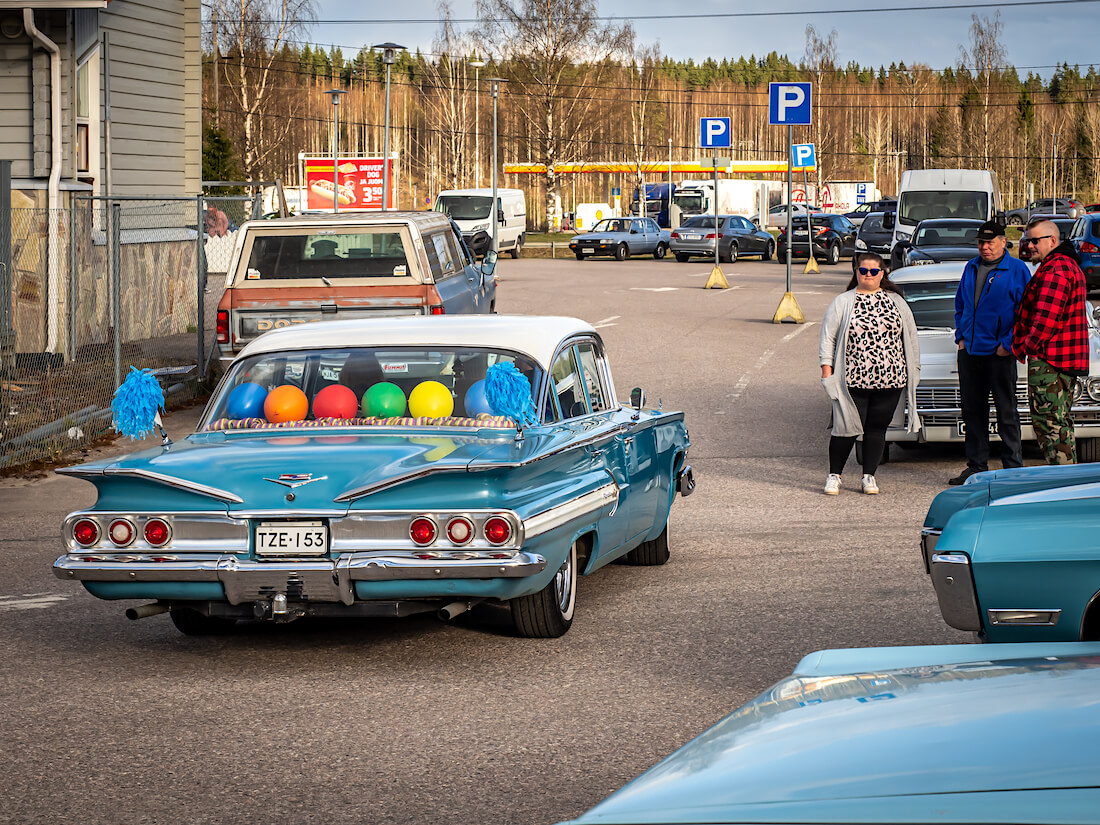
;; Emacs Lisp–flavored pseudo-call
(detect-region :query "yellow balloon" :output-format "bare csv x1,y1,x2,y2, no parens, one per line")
407,380,454,419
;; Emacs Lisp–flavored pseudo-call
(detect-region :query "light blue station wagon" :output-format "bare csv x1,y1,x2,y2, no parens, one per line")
561,642,1100,824
53,316,693,637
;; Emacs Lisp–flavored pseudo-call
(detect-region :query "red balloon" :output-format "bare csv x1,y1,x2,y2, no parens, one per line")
312,384,359,420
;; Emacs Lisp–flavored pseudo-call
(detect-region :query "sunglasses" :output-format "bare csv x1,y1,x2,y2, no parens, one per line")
857,267,883,276
1020,234,1053,246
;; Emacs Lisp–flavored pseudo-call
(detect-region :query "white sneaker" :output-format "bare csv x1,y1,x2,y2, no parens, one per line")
861,474,879,495
824,473,841,495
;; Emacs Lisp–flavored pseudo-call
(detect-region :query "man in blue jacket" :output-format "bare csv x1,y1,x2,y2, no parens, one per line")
950,221,1032,484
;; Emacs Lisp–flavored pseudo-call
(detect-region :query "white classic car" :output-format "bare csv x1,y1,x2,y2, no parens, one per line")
884,261,1100,461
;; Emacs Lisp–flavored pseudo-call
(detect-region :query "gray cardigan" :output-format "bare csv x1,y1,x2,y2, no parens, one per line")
819,289,922,437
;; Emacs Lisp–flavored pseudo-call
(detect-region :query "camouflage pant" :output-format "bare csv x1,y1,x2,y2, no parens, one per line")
1028,358,1077,464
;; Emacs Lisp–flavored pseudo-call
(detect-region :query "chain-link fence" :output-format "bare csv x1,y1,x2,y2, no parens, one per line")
0,195,217,470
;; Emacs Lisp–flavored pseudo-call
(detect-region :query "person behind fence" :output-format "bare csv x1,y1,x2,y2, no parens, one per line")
204,203,229,238
819,252,921,496
1012,219,1088,465
948,220,1032,486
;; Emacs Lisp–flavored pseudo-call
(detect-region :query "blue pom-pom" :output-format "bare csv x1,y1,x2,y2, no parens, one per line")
111,366,165,440
485,362,537,427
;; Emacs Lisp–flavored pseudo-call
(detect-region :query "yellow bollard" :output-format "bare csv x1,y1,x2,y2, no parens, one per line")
772,291,805,324
705,265,729,289
803,254,820,274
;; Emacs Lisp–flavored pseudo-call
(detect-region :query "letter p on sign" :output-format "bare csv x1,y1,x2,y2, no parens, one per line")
700,117,732,149
769,82,812,126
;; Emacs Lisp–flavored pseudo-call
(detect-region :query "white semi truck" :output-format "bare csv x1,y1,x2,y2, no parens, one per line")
670,179,783,226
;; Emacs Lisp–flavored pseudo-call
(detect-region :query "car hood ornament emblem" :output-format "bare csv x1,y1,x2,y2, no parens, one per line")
263,473,328,489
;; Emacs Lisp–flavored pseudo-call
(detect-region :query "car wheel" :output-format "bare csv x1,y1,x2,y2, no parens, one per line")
826,242,840,265
653,242,668,259
674,253,690,263
575,252,585,261
1008,214,1024,226
621,524,670,566
169,607,237,636
509,240,522,259
762,240,774,260
1078,438,1100,462
614,242,629,261
511,540,577,638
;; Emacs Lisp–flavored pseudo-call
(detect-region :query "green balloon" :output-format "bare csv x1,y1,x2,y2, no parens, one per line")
363,382,407,418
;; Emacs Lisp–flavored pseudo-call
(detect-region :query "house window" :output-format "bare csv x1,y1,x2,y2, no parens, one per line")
76,48,99,178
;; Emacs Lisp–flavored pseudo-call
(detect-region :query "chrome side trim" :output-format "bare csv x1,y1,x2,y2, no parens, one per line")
930,552,982,632
229,509,347,519
101,468,244,503
920,527,942,574
991,481,1100,508
987,608,1062,626
524,482,619,539
334,467,467,503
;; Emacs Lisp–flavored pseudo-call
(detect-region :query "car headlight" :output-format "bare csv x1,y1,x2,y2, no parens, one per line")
855,238,868,250
1087,377,1100,401
471,223,489,233
910,259,934,266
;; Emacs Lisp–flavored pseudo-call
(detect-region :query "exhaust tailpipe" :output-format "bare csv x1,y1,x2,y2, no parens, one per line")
438,600,476,621
125,602,170,621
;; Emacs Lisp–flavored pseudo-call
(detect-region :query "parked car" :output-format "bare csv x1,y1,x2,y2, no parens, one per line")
850,211,893,274
669,214,774,263
922,461,1100,641
751,202,822,228
775,213,857,265
843,197,896,227
884,261,1100,457
1005,197,1084,225
214,211,497,374
52,316,694,638
891,218,983,270
559,642,1100,825
1026,213,1076,250
1086,203,1100,213
1070,212,1100,290
568,217,671,260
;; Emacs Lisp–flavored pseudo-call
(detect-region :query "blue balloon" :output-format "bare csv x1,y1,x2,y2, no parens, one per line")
463,379,493,417
226,382,268,419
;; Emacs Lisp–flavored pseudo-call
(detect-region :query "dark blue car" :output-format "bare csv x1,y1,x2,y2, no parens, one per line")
1070,213,1100,291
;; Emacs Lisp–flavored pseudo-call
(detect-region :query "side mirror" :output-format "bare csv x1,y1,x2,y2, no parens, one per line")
1007,240,1015,250
498,209,505,224
630,387,645,409
481,249,498,277
995,210,1007,223
883,211,896,230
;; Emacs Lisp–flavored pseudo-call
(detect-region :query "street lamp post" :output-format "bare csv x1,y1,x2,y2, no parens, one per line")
488,77,506,254
372,42,405,210
324,89,346,213
470,59,486,187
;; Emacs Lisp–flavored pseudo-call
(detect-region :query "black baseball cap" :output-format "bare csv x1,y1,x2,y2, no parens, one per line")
976,220,1006,241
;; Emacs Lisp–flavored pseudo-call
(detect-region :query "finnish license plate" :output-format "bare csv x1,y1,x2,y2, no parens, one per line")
794,231,809,237
255,521,328,556
684,233,702,240
957,421,998,436
580,248,594,254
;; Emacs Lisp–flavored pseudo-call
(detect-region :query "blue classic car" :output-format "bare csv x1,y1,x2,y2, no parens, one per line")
53,316,693,637
923,464,1100,643
569,217,671,261
560,643,1100,825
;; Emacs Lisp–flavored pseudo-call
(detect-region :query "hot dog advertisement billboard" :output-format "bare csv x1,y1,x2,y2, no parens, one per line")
303,156,395,210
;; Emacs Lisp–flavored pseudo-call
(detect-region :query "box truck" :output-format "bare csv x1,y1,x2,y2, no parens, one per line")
631,182,676,227
671,179,782,224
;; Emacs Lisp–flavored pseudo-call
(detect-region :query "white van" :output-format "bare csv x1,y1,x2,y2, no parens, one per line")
434,188,527,258
887,169,1003,248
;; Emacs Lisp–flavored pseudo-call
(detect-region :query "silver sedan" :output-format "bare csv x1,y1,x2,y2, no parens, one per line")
670,214,774,263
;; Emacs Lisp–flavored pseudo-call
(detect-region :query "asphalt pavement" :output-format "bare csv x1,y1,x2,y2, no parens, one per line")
0,254,989,825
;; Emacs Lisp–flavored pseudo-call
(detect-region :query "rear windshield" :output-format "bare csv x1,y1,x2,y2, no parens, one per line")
680,215,720,229
899,280,957,328
861,215,884,233
204,346,545,430
242,228,413,280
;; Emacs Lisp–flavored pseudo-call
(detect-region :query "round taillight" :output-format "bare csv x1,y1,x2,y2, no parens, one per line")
409,517,437,546
143,518,171,547
484,516,512,546
108,518,135,547
446,517,473,546
73,518,99,547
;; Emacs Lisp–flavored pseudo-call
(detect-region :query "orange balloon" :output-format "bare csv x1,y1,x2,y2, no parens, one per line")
264,384,309,423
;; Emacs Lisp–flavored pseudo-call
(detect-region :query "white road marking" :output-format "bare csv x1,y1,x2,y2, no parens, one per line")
630,287,679,292
0,593,68,612
715,284,744,295
593,315,620,326
728,322,817,402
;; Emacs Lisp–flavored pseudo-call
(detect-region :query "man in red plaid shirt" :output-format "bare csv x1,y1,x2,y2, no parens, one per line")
1012,219,1089,464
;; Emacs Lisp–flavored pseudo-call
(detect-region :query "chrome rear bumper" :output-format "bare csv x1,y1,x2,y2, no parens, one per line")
54,550,547,605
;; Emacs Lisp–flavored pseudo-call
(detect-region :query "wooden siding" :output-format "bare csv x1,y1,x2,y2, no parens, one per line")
183,0,200,192
0,35,33,176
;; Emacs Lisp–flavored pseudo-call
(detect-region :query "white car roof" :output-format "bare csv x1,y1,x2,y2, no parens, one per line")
889,261,969,283
234,315,598,370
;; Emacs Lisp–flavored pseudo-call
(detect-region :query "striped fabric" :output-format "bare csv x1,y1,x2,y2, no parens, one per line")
204,414,517,432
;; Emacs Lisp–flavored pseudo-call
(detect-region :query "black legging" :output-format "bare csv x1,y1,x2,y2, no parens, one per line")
829,386,904,476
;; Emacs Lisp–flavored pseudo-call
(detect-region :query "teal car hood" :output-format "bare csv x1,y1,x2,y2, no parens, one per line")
565,644,1100,825
66,427,572,510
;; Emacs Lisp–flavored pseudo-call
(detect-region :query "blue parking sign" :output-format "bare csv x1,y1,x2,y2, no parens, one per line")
700,117,731,148
769,83,812,126
791,143,815,169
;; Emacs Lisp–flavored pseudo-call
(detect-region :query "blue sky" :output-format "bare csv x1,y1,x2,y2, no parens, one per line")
310,0,1099,78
